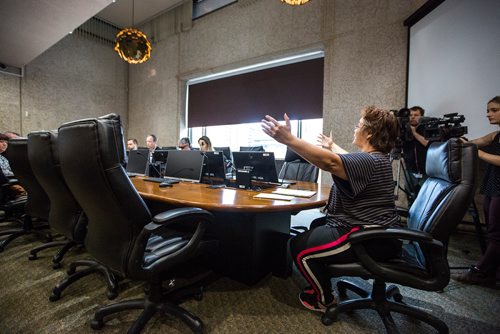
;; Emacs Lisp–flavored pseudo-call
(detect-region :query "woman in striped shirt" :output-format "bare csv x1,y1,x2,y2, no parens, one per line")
261,106,401,312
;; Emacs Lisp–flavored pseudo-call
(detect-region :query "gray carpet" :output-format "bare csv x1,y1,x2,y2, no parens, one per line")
1,212,499,333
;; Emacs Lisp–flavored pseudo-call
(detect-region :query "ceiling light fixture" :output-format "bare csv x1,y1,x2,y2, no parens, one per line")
114,0,151,64
281,0,311,5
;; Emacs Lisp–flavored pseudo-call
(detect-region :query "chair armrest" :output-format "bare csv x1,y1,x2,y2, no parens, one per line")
347,227,434,244
130,207,214,277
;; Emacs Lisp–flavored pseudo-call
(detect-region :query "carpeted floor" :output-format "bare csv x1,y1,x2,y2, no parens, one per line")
1,212,499,334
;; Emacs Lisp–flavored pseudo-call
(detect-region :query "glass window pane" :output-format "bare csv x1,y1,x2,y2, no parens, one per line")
301,118,323,146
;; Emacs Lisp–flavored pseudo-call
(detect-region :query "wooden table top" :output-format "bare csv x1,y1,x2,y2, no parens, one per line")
131,177,330,213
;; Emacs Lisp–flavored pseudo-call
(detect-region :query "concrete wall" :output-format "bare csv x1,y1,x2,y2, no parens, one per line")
0,34,127,135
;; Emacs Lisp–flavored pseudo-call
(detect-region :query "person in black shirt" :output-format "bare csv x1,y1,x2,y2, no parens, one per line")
262,106,401,312
402,106,429,201
454,96,500,287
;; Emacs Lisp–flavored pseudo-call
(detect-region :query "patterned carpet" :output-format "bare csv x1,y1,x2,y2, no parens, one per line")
1,216,499,334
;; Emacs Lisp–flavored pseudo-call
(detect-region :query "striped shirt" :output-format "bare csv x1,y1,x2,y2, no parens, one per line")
325,152,400,228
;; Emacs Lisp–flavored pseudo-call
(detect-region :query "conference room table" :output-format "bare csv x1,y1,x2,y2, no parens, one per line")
131,177,330,285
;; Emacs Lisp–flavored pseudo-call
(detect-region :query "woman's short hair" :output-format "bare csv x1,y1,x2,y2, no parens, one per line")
0,133,10,141
361,106,399,154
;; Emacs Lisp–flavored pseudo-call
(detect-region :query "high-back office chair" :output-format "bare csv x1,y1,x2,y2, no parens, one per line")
279,148,319,183
0,138,50,251
58,114,214,333
240,145,264,152
26,131,87,268
320,139,477,333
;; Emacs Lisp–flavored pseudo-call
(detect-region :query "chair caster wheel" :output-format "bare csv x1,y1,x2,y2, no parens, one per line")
52,262,62,269
29,253,38,260
107,290,118,300
194,293,203,301
393,293,403,303
321,315,334,326
90,319,104,330
49,291,61,302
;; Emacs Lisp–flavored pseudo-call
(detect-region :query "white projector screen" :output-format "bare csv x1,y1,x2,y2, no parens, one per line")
407,0,500,139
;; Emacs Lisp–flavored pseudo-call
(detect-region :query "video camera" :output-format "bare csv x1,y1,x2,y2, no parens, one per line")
391,108,413,156
422,113,467,141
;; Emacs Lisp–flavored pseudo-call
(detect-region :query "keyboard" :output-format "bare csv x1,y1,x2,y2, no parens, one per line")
144,177,180,184
127,172,145,177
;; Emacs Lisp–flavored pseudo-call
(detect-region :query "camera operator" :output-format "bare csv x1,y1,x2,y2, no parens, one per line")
402,106,429,197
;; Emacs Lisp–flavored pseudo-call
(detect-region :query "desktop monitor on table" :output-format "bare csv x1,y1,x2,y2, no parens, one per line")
164,150,205,182
201,151,227,184
232,151,279,183
239,146,264,152
126,148,149,175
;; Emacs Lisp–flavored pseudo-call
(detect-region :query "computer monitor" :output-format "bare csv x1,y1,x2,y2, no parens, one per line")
152,150,170,164
232,151,278,183
164,150,205,182
214,146,232,160
126,149,149,175
201,151,227,183
239,146,264,152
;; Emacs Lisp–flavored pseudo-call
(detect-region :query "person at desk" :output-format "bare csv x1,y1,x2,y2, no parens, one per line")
146,134,159,162
198,136,213,152
453,96,500,287
178,137,192,151
262,106,401,312
127,138,138,151
0,133,26,198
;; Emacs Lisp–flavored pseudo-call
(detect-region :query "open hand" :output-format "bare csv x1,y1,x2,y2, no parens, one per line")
261,113,292,144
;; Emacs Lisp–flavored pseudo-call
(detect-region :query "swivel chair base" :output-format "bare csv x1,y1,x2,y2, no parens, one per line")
50,259,120,301
28,239,78,269
321,279,448,334
0,215,50,252
90,280,205,334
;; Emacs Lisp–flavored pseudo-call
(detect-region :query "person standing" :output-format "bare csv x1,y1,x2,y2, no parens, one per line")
454,96,500,287
402,106,429,201
261,106,401,311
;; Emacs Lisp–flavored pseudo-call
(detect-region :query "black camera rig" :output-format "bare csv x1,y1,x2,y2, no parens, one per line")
422,113,468,141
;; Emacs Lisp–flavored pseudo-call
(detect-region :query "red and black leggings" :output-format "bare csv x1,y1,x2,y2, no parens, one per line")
290,224,402,305
289,225,360,305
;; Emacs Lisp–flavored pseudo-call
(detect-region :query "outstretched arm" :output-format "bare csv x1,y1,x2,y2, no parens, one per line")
262,114,347,179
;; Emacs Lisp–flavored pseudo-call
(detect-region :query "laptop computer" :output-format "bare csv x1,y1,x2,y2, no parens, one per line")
126,149,149,176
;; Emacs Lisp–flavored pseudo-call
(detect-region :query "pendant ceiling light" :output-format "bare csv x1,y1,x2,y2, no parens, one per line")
281,0,311,5
114,0,151,64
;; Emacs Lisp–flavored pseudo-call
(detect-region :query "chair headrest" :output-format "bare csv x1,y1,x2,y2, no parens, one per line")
425,138,462,183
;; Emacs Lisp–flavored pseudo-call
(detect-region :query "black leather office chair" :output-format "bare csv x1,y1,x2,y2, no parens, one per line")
321,139,477,333
0,138,50,251
26,131,87,268
57,114,214,333
240,145,264,152
279,148,319,183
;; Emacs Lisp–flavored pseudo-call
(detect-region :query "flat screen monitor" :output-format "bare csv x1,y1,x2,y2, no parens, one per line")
202,151,227,183
152,150,170,164
126,149,149,175
232,151,278,183
239,146,264,152
164,150,205,182
214,146,232,160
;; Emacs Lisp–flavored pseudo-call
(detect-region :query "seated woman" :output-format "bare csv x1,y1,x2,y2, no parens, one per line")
0,133,26,199
198,136,213,152
261,106,401,312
